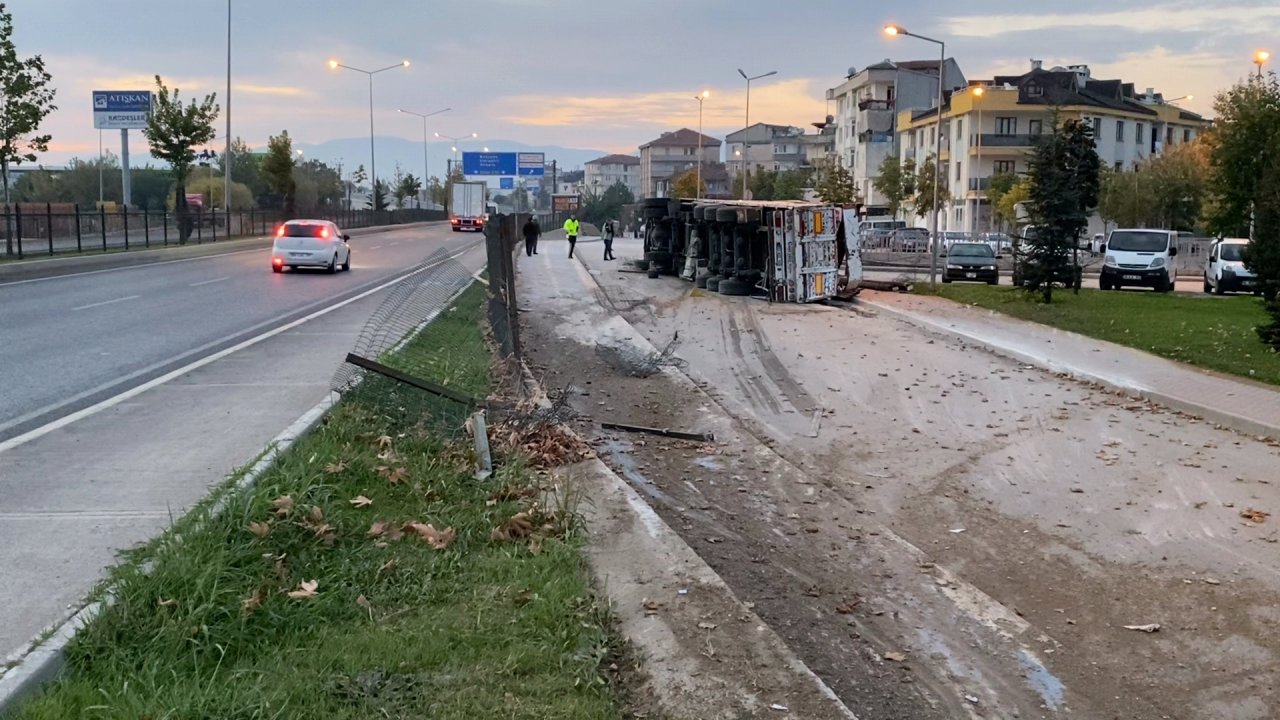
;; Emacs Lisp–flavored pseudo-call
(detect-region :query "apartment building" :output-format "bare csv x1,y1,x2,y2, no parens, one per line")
897,61,1212,232
724,123,808,175
638,128,721,198
583,154,641,198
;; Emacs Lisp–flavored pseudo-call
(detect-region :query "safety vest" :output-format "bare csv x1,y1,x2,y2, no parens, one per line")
564,219,580,235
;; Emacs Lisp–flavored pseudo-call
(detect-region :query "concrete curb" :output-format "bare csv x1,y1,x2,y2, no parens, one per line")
861,297,1280,440
0,394,336,714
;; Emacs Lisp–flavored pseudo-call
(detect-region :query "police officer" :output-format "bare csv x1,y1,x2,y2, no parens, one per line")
563,215,580,258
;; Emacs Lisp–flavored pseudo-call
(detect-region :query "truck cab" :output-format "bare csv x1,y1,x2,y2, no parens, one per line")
1100,229,1178,292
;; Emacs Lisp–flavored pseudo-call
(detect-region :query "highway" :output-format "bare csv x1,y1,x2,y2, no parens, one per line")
0,222,488,659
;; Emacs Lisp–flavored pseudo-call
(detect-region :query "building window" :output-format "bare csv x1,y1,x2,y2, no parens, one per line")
1114,161,1123,170
995,117,1017,135
1029,119,1043,136
955,161,961,180
994,160,1015,174
1116,121,1125,142
1026,83,1044,98
1092,117,1102,136
1136,123,1144,145
1184,128,1192,143
887,86,895,102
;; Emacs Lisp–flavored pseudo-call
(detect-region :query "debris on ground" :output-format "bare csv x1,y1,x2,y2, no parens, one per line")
1123,623,1162,633
1241,508,1270,524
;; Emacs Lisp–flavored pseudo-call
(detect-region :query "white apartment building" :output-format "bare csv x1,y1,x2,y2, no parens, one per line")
638,128,722,198
827,59,967,209
583,154,641,198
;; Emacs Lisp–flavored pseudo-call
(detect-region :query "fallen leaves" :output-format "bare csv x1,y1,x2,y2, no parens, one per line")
271,495,294,517
324,460,348,474
350,495,373,508
491,420,592,468
1241,508,1270,524
406,522,456,550
356,594,373,620
883,651,908,663
242,587,269,614
375,466,409,484
247,521,271,539
376,434,393,450
287,580,319,600
492,512,534,541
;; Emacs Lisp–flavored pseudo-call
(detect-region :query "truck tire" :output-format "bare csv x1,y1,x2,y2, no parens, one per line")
705,275,722,292
646,251,673,271
715,207,738,223
695,273,710,289
718,277,752,296
643,197,669,210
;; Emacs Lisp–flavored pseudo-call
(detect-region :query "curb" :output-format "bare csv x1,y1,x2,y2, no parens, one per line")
860,297,1280,440
0,394,336,715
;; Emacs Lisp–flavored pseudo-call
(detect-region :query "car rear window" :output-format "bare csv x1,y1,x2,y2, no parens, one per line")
281,223,331,238
949,243,994,257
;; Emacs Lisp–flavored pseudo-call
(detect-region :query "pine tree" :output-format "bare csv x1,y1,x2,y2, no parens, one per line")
1023,115,1100,301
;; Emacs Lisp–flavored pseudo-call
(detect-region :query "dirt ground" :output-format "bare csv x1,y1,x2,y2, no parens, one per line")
519,238,1280,720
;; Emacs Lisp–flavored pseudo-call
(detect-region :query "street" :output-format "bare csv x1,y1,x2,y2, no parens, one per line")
520,236,1280,720
0,223,488,660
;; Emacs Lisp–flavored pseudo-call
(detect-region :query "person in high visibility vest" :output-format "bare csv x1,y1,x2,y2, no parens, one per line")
563,215,580,258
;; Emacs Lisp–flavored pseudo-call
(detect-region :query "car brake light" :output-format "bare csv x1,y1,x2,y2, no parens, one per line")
275,225,285,237
320,227,330,239
272,257,283,265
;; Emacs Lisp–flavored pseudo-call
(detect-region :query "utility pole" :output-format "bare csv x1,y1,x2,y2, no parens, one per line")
551,160,559,226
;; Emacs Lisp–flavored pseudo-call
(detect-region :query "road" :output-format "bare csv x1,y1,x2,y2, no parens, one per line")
0,223,488,660
520,236,1280,720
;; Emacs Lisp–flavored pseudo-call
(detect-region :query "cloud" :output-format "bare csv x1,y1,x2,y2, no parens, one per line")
234,84,313,98
942,4,1280,37
495,79,827,133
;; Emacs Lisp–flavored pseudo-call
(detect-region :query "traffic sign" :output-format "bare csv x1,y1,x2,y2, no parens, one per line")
93,90,152,130
462,151,546,177
500,177,515,190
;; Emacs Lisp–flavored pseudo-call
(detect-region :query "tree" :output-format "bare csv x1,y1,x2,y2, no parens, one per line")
219,137,266,200
294,159,342,211
169,175,253,211
582,180,635,226
395,172,422,208
813,160,859,205
873,156,915,218
0,2,57,255
143,75,218,242
427,175,446,209
912,153,950,220
671,168,705,199
994,177,1031,231
1098,142,1210,232
984,172,1018,230
351,164,368,193
261,130,297,216
370,179,390,211
1022,116,1101,301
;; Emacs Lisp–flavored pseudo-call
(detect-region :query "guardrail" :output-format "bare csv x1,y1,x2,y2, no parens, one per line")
1,205,447,259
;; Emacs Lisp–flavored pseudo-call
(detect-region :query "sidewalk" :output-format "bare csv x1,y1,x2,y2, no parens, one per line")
862,291,1280,438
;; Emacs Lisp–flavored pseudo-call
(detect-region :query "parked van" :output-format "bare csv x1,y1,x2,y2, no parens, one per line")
1100,229,1179,292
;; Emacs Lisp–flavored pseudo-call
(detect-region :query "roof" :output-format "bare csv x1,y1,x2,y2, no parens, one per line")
895,59,946,73
586,154,640,166
640,128,722,149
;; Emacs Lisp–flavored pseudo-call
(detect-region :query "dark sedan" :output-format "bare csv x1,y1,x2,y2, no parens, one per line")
943,242,1000,284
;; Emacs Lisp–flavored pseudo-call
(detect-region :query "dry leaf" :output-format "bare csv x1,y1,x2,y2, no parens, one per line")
376,434,393,449
528,537,543,556
376,465,409,484
407,522,456,550
884,651,908,662
158,598,177,608
378,557,398,575
492,512,534,541
1241,508,1270,524
356,594,373,620
247,521,271,538
242,588,268,613
287,580,319,599
324,460,348,474
697,621,718,630
350,495,373,508
309,506,325,523
271,495,294,517
368,521,388,538
1123,623,1161,633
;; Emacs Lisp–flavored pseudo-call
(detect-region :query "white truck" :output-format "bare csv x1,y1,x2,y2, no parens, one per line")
450,181,488,232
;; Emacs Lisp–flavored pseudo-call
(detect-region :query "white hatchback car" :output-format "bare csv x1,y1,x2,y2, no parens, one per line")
1204,238,1258,295
270,220,351,273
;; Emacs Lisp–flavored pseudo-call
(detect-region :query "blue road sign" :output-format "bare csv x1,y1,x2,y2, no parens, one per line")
92,90,153,130
463,151,547,177
500,177,515,189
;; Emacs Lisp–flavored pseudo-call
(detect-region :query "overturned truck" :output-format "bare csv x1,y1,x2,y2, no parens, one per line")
638,197,857,303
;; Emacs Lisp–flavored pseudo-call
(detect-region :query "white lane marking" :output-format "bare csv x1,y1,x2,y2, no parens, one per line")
369,245,383,250
72,295,140,311
189,276,230,287
0,243,481,455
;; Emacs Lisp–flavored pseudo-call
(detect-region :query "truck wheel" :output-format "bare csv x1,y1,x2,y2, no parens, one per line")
705,276,722,292
646,251,673,271
718,278,752,296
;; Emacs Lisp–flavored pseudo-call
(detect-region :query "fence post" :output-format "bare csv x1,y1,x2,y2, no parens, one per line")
211,207,217,241
122,205,129,250
144,207,150,248
100,205,107,252
163,210,169,246
46,202,54,255
2,205,9,258
75,204,83,253
196,209,203,244
15,204,23,259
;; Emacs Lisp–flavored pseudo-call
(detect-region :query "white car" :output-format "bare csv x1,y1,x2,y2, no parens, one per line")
1204,238,1259,295
270,219,351,273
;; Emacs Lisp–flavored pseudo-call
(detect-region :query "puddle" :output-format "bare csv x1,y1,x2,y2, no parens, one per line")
694,456,724,471
599,437,682,509
1017,649,1065,711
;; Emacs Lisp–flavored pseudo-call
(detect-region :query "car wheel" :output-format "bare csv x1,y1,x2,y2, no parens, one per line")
327,255,337,274
342,251,351,272
1099,279,1111,291
1203,276,1212,293
1213,278,1224,295
942,276,951,284
987,278,999,286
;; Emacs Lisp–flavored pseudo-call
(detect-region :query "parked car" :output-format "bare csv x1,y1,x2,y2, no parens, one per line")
943,242,1000,284
890,227,930,252
1100,229,1178,292
940,231,972,249
270,219,352,273
982,232,1013,254
1204,238,1259,295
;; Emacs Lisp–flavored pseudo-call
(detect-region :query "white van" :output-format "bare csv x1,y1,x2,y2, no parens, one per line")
1100,229,1179,292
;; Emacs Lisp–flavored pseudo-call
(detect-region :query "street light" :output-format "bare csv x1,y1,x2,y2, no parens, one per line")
1166,94,1194,103
1256,50,1271,78
971,86,985,233
694,90,709,199
328,57,410,200
885,22,947,285
435,132,478,164
737,68,777,198
398,107,451,199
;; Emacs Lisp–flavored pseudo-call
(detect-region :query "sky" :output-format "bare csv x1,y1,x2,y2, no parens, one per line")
8,0,1278,178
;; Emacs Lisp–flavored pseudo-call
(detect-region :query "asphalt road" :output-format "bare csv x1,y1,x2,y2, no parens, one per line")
0,224,479,442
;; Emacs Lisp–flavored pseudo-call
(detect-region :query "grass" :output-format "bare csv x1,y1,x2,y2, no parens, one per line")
917,283,1280,386
7,281,623,720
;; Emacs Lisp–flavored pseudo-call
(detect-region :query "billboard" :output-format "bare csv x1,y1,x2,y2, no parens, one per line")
552,194,581,212
93,90,153,130
461,151,546,176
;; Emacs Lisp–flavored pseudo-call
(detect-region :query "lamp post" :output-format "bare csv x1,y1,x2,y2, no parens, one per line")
1256,50,1271,78
435,132,478,167
328,58,410,199
225,0,231,219
398,107,451,202
972,86,984,234
1166,94,1194,104
737,69,777,198
885,23,946,285
696,92,716,199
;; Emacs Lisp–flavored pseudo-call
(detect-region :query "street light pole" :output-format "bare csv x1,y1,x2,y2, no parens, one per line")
885,24,946,285
737,69,777,198
435,132,478,168
695,91,709,199
328,58,410,205
972,86,984,234
399,107,451,206
225,0,231,219
1256,50,1271,78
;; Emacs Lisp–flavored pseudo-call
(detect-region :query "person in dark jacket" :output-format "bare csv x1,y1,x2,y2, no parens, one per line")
522,215,541,256
603,219,616,261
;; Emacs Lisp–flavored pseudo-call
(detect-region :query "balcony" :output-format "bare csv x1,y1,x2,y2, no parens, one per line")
858,130,893,143
858,97,895,112
974,133,1037,148
968,176,993,192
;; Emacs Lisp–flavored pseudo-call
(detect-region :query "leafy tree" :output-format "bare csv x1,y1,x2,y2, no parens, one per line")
261,130,296,216
984,172,1017,230
994,177,1031,230
219,137,266,200
294,159,342,211
813,160,859,205
395,172,422,208
671,168,705,199
427,175,446,208
912,153,950,219
1099,142,1209,231
1022,116,1101,301
169,175,253,211
873,156,915,218
0,2,57,255
582,180,634,226
143,75,218,242
1250,139,1280,345
351,164,368,193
